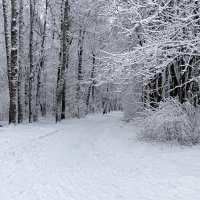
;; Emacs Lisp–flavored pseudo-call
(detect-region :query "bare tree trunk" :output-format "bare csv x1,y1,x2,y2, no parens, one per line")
76,27,85,118
61,83,66,119
35,0,49,122
29,0,35,123
55,0,64,122
18,0,24,123
42,71,47,117
86,53,96,112
56,0,69,122
9,0,18,124
103,84,110,115
24,67,29,119
2,0,11,81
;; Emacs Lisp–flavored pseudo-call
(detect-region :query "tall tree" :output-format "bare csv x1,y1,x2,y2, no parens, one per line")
18,0,24,123
76,26,85,118
2,0,11,83
9,0,18,124
35,0,49,121
29,0,35,123
86,52,96,113
55,0,70,122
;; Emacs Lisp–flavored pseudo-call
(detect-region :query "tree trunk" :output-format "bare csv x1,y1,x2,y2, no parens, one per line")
29,0,35,123
76,27,85,118
35,0,48,122
86,53,96,112
56,0,69,122
9,0,18,124
18,0,24,123
24,67,29,119
2,0,11,82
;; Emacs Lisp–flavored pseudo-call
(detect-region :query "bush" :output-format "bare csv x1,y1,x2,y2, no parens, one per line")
139,98,200,145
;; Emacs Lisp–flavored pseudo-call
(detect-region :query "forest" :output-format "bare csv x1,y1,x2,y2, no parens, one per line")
1,1,200,199
1,0,200,144
0,0,123,124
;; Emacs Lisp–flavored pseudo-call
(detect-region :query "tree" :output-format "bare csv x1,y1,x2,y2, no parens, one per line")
0,0,122,123
2,0,11,84
55,0,70,122
102,0,200,117
9,0,18,124
29,0,35,123
18,0,24,123
35,0,49,121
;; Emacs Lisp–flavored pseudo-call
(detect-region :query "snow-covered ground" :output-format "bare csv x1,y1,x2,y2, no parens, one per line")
0,112,200,200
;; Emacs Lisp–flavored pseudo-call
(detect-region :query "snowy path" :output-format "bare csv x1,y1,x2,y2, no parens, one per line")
0,112,200,200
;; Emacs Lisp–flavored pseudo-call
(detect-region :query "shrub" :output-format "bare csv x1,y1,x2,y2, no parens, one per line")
139,98,200,145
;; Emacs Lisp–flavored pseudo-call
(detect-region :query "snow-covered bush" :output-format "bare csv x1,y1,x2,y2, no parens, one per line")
139,98,200,145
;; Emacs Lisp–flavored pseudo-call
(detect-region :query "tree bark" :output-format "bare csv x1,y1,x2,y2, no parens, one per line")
2,0,11,81
35,0,49,122
56,0,69,122
76,27,85,118
86,53,96,112
29,0,35,123
18,0,24,123
9,0,18,124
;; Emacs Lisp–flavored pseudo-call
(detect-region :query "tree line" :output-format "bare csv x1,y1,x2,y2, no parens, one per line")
1,0,200,127
0,0,121,124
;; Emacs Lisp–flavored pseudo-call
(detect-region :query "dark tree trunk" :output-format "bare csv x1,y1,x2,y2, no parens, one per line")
56,0,70,122
29,0,35,123
9,0,18,124
2,0,11,82
18,0,24,123
86,53,96,112
35,0,49,122
76,27,85,118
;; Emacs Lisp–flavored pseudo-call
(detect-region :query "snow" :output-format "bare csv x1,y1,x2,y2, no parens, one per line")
0,112,200,200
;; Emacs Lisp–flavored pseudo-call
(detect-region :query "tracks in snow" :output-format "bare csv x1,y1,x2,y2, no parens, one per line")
0,112,128,200
1,112,199,200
